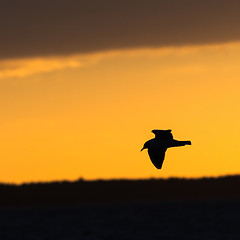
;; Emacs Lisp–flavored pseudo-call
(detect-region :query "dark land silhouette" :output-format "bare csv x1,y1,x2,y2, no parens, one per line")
1,176,240,239
1,175,240,206
141,129,191,169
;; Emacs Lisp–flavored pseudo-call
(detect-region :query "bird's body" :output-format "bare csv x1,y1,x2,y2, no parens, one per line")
141,129,191,169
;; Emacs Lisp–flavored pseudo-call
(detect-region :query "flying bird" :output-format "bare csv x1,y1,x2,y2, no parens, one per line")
141,129,191,169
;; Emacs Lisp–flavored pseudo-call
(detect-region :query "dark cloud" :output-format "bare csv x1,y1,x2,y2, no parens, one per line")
1,0,240,59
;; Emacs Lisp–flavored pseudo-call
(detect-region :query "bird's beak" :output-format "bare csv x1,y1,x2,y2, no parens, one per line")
141,147,145,151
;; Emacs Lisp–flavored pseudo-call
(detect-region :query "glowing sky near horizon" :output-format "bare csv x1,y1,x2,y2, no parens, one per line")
1,42,240,183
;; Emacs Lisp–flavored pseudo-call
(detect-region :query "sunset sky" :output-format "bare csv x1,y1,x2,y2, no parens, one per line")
1,0,240,183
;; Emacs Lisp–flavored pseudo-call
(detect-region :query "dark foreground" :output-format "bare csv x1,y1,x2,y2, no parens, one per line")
1,200,240,240
2,176,240,205
2,176,240,239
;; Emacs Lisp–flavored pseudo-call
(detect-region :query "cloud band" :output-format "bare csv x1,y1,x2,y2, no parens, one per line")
1,0,240,59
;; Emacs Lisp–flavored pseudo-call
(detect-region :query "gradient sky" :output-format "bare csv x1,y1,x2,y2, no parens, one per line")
1,0,240,183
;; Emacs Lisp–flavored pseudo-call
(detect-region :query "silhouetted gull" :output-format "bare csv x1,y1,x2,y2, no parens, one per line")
141,129,191,169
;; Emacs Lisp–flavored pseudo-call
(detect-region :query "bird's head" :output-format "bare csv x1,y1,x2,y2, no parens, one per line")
141,141,149,151
141,146,146,151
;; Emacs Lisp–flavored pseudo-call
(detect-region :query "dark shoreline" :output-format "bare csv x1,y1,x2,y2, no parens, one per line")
1,175,240,206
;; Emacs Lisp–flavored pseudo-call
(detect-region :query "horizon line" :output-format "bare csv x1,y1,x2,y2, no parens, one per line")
2,174,240,186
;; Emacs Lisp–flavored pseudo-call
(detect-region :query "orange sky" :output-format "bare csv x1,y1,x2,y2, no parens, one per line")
1,42,240,183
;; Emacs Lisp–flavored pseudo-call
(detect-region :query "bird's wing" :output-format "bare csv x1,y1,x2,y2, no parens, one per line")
147,148,167,169
151,129,173,140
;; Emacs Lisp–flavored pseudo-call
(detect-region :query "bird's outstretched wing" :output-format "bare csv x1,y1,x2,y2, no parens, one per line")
151,129,173,140
148,148,167,169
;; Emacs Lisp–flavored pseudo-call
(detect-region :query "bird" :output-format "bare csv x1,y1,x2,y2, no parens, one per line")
141,129,191,169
